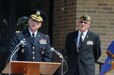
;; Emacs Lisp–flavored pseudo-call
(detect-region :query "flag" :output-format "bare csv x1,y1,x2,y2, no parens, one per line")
100,40,114,75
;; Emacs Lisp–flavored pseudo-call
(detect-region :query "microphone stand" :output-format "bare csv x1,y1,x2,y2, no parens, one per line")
8,46,20,75
59,52,68,75
61,57,64,75
50,47,68,75
7,40,25,75
9,46,20,62
7,39,25,63
4,39,25,75
53,50,64,75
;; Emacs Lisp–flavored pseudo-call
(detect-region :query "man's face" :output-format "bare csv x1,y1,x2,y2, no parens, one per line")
78,20,90,32
28,18,42,32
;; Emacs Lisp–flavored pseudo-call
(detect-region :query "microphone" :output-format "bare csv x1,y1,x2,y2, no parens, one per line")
50,47,63,59
15,39,26,48
9,39,26,62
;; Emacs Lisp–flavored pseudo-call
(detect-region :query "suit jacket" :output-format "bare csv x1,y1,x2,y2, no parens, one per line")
65,30,101,75
8,29,52,62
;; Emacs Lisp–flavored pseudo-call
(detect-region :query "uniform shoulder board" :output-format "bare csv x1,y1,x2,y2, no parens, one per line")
16,30,20,33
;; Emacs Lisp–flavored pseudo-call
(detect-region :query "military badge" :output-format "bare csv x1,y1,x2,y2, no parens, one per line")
87,41,93,45
39,39,47,44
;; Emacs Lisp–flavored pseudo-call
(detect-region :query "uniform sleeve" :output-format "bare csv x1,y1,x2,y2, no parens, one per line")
43,35,52,62
93,35,101,62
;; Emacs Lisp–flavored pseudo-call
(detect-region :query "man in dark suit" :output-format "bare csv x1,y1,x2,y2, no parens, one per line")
7,10,52,62
65,15,101,75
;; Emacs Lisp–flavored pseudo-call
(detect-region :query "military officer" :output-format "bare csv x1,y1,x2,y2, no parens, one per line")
7,10,52,62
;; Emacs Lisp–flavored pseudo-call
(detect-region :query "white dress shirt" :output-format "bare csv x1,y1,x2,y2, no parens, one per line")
77,30,88,49
29,29,37,38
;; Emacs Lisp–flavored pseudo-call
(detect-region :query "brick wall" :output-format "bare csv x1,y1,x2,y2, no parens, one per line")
53,0,76,50
53,0,114,74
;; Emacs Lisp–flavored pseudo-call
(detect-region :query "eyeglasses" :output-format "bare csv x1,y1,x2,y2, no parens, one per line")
80,21,88,24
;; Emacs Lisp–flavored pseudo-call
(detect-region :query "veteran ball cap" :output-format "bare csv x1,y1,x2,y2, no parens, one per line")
80,15,91,21
30,10,46,22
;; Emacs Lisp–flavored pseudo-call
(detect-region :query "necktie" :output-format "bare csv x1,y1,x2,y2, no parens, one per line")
79,33,83,47
32,33,35,38
32,33,35,42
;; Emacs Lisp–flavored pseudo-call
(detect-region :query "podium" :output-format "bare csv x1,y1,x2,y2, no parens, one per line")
2,61,61,75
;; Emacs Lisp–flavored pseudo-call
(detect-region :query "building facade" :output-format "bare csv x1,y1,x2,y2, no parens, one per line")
53,0,114,74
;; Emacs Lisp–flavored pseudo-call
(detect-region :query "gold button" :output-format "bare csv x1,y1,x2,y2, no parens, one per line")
33,52,35,54
33,57,35,59
32,46,35,49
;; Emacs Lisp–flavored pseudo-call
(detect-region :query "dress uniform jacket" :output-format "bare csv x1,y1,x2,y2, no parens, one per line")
8,29,52,62
65,30,101,75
